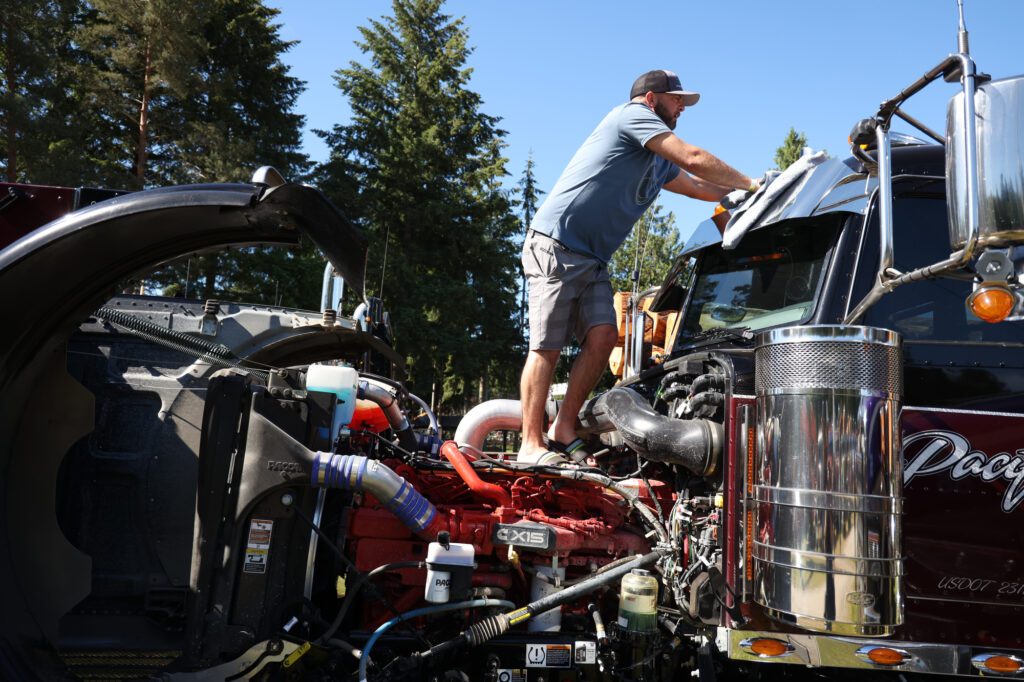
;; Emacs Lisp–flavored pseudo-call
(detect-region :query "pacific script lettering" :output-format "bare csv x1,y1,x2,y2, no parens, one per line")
903,430,1024,513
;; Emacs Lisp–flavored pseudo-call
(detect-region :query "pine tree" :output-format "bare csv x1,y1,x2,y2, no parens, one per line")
608,203,681,293
517,151,544,332
316,0,521,411
72,0,210,188
136,0,314,307
177,0,308,183
774,127,808,171
0,0,82,182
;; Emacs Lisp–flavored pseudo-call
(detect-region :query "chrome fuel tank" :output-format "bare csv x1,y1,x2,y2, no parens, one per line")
948,74,1024,249
753,325,903,637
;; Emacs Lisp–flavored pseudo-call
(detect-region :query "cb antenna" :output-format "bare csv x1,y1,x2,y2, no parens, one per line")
956,0,970,55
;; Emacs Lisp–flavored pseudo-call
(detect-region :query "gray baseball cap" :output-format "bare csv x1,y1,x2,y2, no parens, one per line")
629,70,700,105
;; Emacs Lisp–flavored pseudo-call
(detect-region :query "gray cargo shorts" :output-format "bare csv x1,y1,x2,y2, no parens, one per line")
521,231,616,351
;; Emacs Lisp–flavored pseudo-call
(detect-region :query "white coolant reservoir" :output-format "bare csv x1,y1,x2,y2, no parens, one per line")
424,540,475,603
618,568,658,632
305,364,359,436
528,562,566,632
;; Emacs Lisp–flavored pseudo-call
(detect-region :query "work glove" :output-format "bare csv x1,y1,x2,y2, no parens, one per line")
720,189,753,210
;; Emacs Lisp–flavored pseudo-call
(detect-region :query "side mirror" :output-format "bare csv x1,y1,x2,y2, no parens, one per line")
946,75,1024,252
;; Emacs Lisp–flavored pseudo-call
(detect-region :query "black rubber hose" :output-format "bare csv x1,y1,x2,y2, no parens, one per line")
318,560,426,645
688,373,725,397
689,391,725,415
588,387,722,476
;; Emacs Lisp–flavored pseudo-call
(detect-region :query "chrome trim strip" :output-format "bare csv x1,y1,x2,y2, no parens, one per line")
724,628,1023,676
756,386,897,399
753,542,905,577
757,324,901,347
753,485,903,514
910,595,1024,609
905,405,1024,419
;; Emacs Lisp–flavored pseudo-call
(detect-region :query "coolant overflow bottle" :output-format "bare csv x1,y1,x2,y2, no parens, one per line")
618,568,658,632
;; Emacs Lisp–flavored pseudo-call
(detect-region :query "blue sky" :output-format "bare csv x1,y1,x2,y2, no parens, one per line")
266,0,1023,240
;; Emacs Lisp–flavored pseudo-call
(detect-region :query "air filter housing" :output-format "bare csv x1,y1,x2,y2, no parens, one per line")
753,325,903,636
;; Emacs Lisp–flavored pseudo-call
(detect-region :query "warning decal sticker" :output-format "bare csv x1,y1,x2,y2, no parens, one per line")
525,643,571,668
574,640,597,664
243,518,274,574
495,670,527,682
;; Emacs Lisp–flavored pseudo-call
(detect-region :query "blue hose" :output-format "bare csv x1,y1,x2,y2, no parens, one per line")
311,453,438,533
358,598,514,682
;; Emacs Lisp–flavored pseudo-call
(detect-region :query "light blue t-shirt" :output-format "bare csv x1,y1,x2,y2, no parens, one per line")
530,102,680,263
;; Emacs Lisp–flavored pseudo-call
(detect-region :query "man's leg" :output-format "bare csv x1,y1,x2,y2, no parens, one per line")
519,348,560,459
548,323,617,445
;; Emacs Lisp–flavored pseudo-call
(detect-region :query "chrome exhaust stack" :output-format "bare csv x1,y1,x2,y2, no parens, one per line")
753,325,903,636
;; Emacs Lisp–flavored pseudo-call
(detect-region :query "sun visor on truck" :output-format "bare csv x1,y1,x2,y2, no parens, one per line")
678,155,879,257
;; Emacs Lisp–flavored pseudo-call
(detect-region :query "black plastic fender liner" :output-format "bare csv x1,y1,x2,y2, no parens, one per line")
587,387,722,476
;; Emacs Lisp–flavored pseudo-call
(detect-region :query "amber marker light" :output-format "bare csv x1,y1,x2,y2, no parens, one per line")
968,285,1016,323
972,653,1024,675
741,638,794,658
863,647,911,666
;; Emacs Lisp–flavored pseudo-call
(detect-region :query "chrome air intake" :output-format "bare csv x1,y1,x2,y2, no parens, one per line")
753,325,903,637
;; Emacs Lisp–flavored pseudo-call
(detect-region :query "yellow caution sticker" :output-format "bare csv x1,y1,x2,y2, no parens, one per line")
283,641,311,668
507,608,532,625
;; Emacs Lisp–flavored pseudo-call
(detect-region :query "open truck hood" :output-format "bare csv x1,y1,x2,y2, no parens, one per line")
0,181,369,651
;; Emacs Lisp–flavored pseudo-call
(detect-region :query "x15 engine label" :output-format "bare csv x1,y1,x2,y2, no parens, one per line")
493,523,555,550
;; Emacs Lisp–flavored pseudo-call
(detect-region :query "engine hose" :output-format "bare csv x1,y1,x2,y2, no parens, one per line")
359,380,417,452
440,441,511,508
96,306,270,383
405,389,439,435
688,372,725,397
556,469,669,544
358,599,514,682
311,454,443,537
318,561,426,645
689,390,725,415
590,387,722,476
588,603,608,644
422,551,664,660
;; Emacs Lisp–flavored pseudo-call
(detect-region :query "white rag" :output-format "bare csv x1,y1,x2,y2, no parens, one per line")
722,151,829,249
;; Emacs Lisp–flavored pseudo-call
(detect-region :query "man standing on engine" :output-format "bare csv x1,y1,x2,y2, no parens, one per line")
520,69,756,464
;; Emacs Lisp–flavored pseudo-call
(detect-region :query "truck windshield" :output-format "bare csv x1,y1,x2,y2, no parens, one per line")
678,217,843,339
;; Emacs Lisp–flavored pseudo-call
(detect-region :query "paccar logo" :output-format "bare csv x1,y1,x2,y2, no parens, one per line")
267,460,302,474
493,524,554,550
845,592,876,607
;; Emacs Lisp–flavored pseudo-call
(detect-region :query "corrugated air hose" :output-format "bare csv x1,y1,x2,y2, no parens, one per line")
95,306,270,383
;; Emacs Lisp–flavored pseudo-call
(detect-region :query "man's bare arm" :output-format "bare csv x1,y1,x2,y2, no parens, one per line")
646,132,752,191
662,170,733,202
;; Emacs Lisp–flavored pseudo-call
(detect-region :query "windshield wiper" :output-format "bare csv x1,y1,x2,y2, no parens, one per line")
685,326,755,347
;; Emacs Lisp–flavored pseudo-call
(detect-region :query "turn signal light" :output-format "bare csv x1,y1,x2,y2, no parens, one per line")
968,285,1016,323
855,645,912,667
741,637,793,658
973,653,1024,675
866,647,910,666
